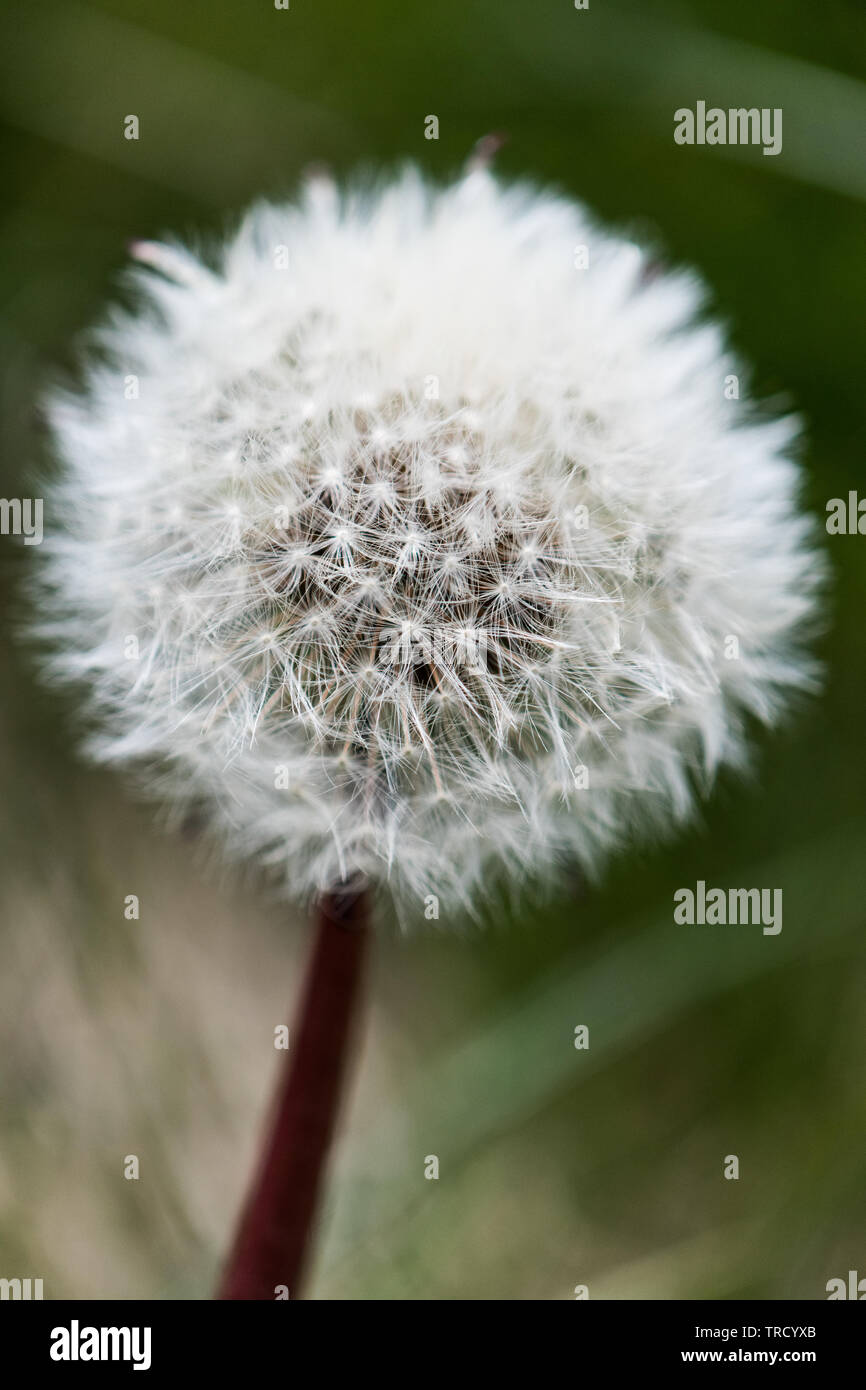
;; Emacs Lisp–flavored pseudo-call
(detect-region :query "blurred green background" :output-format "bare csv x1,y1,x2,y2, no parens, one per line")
1,0,864,1299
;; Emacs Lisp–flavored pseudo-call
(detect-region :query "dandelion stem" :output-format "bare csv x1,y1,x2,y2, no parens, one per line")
216,884,369,1300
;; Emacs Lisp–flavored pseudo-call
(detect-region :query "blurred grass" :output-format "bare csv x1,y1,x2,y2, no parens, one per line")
0,0,864,1299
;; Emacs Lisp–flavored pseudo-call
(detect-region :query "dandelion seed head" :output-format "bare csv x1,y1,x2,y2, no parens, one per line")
35,167,822,914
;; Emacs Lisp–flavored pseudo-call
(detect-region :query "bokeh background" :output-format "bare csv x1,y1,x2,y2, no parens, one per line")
1,0,864,1299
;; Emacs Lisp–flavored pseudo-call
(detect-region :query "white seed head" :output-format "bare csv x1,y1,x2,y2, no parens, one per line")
35,168,821,914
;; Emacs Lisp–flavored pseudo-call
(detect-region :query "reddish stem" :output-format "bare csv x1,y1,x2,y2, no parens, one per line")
216,885,370,1300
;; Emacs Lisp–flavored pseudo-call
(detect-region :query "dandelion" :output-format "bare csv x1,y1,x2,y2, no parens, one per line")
34,152,821,1297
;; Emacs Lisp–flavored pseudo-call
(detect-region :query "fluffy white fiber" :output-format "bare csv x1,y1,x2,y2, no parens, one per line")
36,166,820,913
